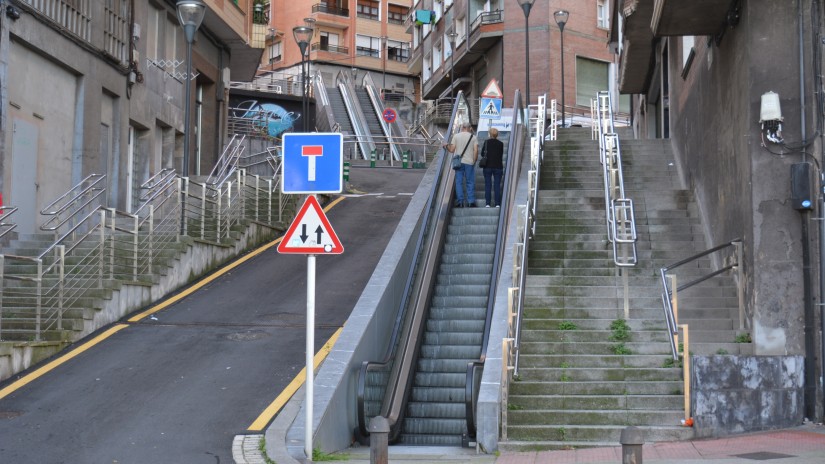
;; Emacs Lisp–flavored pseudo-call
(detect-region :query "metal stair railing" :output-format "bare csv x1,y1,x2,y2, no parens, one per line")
313,70,336,133
0,156,297,341
465,89,538,441
0,206,18,241
206,134,246,187
39,173,107,240
548,99,557,141
355,91,472,442
659,239,745,360
595,91,638,269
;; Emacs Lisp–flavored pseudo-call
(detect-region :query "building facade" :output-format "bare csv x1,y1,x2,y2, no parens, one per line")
256,0,418,103
0,0,262,234
410,0,621,119
612,0,825,421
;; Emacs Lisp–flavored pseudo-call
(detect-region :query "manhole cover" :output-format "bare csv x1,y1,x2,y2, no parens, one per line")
0,411,23,419
733,452,796,461
226,330,270,342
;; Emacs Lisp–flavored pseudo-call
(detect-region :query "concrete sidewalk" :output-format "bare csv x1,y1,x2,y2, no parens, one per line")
495,425,825,464
243,421,825,463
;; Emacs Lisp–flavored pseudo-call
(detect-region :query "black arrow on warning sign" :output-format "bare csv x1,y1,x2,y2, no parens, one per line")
300,224,309,243
315,226,323,243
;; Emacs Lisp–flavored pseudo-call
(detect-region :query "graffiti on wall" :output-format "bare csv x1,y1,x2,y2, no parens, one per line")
231,100,299,138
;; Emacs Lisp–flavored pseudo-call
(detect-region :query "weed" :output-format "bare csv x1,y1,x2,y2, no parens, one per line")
716,348,729,355
513,374,522,382
560,373,572,382
560,361,570,369
258,437,275,464
735,333,752,343
558,321,578,330
611,343,632,355
558,427,568,441
609,319,631,342
678,343,684,353
663,357,683,368
508,403,525,411
313,448,348,461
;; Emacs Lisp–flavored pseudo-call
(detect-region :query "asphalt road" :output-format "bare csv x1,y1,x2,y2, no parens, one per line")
0,166,425,464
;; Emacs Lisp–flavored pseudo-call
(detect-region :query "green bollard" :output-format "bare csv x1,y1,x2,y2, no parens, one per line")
370,149,376,168
343,161,350,182
402,150,409,169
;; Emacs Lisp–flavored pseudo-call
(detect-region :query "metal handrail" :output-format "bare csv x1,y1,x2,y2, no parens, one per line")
0,165,296,341
465,89,534,439
39,174,107,236
0,206,18,240
355,91,471,440
595,91,637,267
659,239,743,359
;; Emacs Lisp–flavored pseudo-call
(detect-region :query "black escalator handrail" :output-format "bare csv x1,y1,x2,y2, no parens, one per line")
356,92,469,438
465,90,530,439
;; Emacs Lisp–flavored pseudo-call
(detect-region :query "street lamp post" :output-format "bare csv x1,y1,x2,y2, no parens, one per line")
303,17,316,123
447,30,457,101
554,10,569,128
176,0,206,178
381,35,388,99
293,25,314,132
516,0,536,107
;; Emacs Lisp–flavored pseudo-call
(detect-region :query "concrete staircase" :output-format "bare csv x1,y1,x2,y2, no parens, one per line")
503,128,749,450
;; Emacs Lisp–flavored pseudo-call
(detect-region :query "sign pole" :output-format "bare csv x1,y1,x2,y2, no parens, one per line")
305,252,316,459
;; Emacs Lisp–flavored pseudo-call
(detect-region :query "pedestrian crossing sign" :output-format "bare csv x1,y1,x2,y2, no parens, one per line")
480,97,503,119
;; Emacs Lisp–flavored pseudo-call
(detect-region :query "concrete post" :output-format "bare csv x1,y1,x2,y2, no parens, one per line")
368,416,389,464
620,426,644,464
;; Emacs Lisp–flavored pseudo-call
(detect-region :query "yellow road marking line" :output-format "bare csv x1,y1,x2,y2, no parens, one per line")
247,326,344,431
128,195,346,323
0,324,129,401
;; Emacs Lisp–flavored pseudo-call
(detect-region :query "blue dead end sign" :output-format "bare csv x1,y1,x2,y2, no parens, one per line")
282,133,343,194
383,108,398,123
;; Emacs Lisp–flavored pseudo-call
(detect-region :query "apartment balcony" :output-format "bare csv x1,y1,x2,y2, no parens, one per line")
311,2,351,30
468,9,504,51
310,42,350,62
614,0,656,94
651,0,731,36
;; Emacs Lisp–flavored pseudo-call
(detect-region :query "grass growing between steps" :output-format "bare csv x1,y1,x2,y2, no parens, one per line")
609,319,632,355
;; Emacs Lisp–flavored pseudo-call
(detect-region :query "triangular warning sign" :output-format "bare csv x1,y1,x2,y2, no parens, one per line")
481,100,500,117
481,79,502,98
277,196,344,254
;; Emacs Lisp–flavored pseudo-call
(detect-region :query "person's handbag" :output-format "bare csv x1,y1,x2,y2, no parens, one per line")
451,139,471,170
478,140,488,168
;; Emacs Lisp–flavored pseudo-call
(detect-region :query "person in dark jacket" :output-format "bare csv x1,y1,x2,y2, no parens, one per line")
482,127,505,207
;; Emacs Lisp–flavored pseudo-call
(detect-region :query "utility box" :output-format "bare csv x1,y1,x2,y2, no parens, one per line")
791,162,815,211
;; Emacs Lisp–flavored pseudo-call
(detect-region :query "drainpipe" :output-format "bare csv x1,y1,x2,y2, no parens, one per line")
798,0,820,423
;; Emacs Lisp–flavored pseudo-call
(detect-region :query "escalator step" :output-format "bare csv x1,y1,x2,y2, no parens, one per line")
410,387,466,402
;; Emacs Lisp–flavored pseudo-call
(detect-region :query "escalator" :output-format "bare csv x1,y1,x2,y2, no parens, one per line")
356,90,529,447
326,86,354,134
400,205,498,445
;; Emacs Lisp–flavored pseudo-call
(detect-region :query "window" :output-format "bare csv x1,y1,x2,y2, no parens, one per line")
434,0,443,22
576,57,609,106
356,35,381,57
320,31,340,51
357,0,380,20
387,39,409,62
268,41,282,63
597,0,609,29
388,4,408,24
681,35,695,77
424,52,432,81
433,40,442,70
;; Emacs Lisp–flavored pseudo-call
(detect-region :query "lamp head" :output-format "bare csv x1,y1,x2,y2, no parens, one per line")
447,31,457,48
554,10,569,30
176,0,206,42
516,0,536,17
293,26,314,56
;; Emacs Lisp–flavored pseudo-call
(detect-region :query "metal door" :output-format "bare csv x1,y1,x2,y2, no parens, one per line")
10,118,39,235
